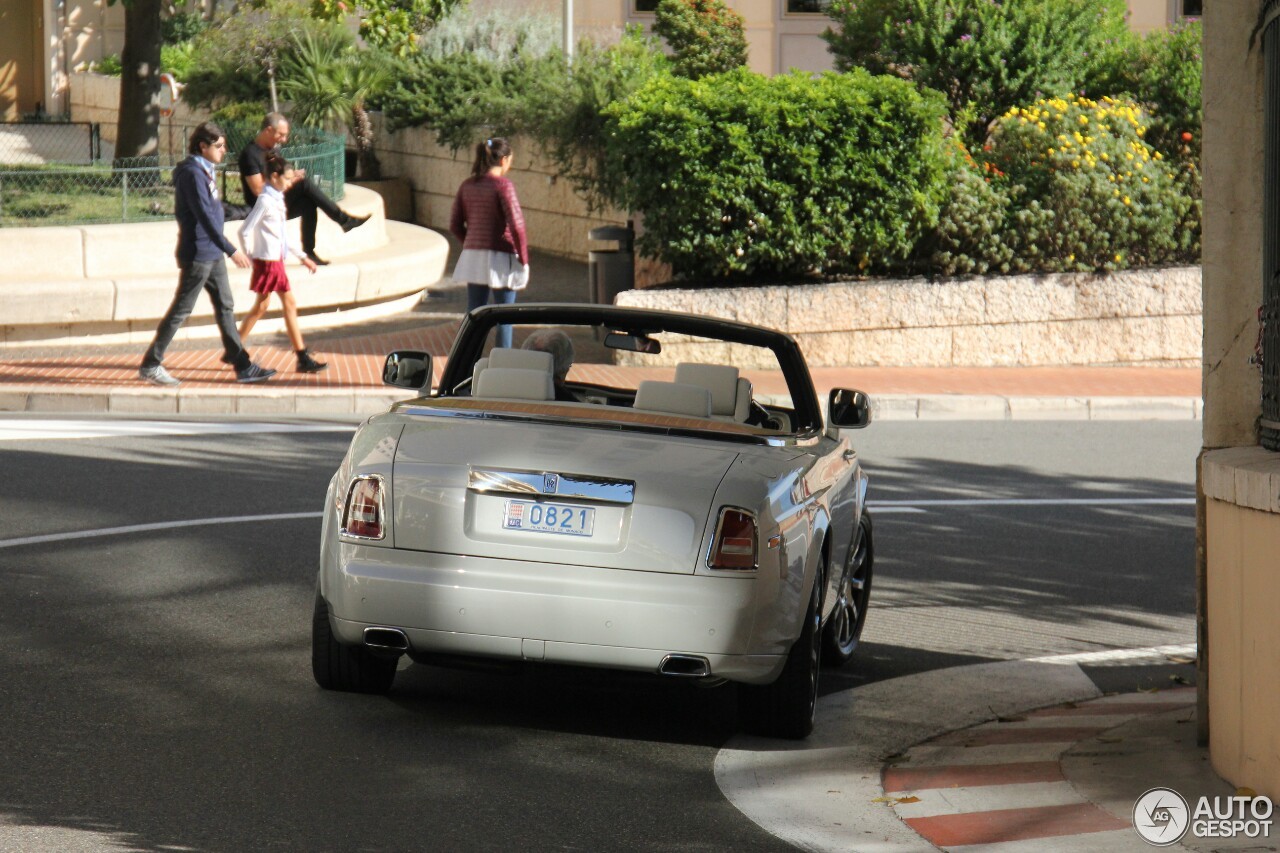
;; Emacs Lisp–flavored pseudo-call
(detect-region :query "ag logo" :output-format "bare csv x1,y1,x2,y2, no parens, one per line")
1134,787,1190,845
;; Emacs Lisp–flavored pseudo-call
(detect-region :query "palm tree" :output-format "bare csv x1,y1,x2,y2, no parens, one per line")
279,32,393,180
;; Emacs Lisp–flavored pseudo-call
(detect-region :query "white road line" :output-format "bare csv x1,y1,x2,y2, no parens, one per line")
1027,643,1197,665
871,497,1193,508
0,512,323,550
0,419,355,441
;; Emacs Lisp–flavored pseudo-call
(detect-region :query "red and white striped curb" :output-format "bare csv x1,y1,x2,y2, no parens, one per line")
884,689,1197,852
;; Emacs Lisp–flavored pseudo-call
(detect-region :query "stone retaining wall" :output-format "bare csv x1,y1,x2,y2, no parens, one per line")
615,267,1202,368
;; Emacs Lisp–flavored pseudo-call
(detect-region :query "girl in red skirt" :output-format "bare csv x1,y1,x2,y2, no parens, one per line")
237,153,326,373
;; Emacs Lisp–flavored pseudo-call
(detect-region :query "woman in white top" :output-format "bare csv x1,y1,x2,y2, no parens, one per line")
237,153,326,373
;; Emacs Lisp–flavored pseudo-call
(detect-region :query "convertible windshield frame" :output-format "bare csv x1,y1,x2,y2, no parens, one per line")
437,303,824,434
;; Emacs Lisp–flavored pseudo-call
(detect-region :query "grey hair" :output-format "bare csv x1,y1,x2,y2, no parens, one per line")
262,112,288,131
522,329,574,381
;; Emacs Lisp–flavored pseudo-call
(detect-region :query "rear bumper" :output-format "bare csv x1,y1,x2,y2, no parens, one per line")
322,545,788,684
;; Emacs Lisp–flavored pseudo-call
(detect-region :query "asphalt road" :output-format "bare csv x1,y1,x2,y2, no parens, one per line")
0,417,1199,852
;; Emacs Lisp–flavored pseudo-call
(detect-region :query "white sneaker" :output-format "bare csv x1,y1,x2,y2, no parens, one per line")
139,365,180,387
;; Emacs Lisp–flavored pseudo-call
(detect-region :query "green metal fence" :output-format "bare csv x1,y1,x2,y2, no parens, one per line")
0,122,345,228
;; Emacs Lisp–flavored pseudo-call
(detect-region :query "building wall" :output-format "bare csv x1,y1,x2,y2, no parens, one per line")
1200,0,1280,803
0,0,42,119
1202,449,1280,802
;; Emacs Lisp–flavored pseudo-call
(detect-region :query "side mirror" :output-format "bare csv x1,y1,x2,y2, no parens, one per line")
382,350,432,391
828,388,872,430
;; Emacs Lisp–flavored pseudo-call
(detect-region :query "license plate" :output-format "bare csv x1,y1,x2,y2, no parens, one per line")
503,500,595,537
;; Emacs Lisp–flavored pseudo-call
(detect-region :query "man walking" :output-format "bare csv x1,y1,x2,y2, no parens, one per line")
239,113,369,266
139,121,276,386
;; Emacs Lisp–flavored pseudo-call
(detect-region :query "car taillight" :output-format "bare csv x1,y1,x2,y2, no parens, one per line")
342,475,385,540
709,508,757,570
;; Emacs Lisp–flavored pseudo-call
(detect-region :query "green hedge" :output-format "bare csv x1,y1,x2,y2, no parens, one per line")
599,68,949,280
823,0,1129,145
928,95,1197,275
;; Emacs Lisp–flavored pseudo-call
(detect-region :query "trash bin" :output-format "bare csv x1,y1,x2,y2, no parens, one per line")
588,223,635,305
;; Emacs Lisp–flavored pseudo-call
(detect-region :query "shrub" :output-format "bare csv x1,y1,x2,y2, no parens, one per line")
413,5,561,62
822,0,1129,145
1086,21,1201,164
380,7,566,148
92,54,123,76
382,21,668,211
522,29,670,211
310,0,464,57
161,9,207,45
279,31,394,178
182,0,353,111
599,68,950,280
931,95,1197,274
653,0,748,79
160,42,196,81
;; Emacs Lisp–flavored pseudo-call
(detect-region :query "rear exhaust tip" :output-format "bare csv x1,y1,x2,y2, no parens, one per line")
363,626,409,653
658,654,711,678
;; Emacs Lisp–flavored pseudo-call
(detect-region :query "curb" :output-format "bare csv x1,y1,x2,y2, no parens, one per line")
0,386,1204,420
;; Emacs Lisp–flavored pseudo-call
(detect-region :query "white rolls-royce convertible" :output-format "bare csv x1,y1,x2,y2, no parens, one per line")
313,303,874,739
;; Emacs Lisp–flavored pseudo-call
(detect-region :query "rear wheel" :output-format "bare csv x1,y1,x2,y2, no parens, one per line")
312,592,398,694
823,512,874,667
739,560,823,739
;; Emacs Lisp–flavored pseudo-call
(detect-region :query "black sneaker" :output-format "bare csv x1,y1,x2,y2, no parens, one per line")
342,213,371,233
236,362,277,383
296,350,328,373
305,251,331,266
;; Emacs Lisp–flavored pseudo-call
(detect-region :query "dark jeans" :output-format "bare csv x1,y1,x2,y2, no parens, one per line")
467,284,518,348
285,177,349,254
141,258,250,371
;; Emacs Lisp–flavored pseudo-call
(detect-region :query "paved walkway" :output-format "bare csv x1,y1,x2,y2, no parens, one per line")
0,249,1201,417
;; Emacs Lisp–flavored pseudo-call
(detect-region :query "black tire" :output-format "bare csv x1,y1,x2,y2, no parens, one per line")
312,592,399,694
823,512,874,667
739,560,824,739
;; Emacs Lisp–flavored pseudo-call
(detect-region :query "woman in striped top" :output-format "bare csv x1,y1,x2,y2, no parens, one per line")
449,137,530,349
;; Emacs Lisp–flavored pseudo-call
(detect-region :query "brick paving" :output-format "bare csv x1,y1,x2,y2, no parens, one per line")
0,247,1202,400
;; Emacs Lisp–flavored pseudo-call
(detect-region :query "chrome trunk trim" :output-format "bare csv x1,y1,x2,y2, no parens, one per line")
467,468,635,505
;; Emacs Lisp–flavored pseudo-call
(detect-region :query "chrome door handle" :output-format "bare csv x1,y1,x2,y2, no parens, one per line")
842,450,856,461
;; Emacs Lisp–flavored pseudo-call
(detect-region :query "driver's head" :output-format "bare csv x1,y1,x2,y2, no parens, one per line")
522,329,574,383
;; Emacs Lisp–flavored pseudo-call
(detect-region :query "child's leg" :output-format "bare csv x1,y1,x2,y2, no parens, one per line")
239,293,270,340
281,290,305,352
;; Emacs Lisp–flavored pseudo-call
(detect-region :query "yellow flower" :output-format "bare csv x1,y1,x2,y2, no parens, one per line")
1078,115,1088,125
1037,121,1046,130
1101,153,1109,161
1123,196,1131,205
1154,151,1163,160
1115,254,1122,262
1072,160,1080,168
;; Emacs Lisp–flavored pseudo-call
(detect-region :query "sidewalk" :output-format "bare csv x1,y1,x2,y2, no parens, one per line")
0,249,1201,418
719,654,1257,853
885,688,1234,852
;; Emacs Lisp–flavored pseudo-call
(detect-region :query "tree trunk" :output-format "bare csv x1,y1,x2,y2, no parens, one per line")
115,0,164,185
353,103,381,181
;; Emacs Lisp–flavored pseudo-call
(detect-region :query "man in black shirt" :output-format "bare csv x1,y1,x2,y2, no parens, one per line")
238,112,370,265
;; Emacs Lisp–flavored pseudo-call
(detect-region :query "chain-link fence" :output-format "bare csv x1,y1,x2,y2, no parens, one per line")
0,121,345,228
